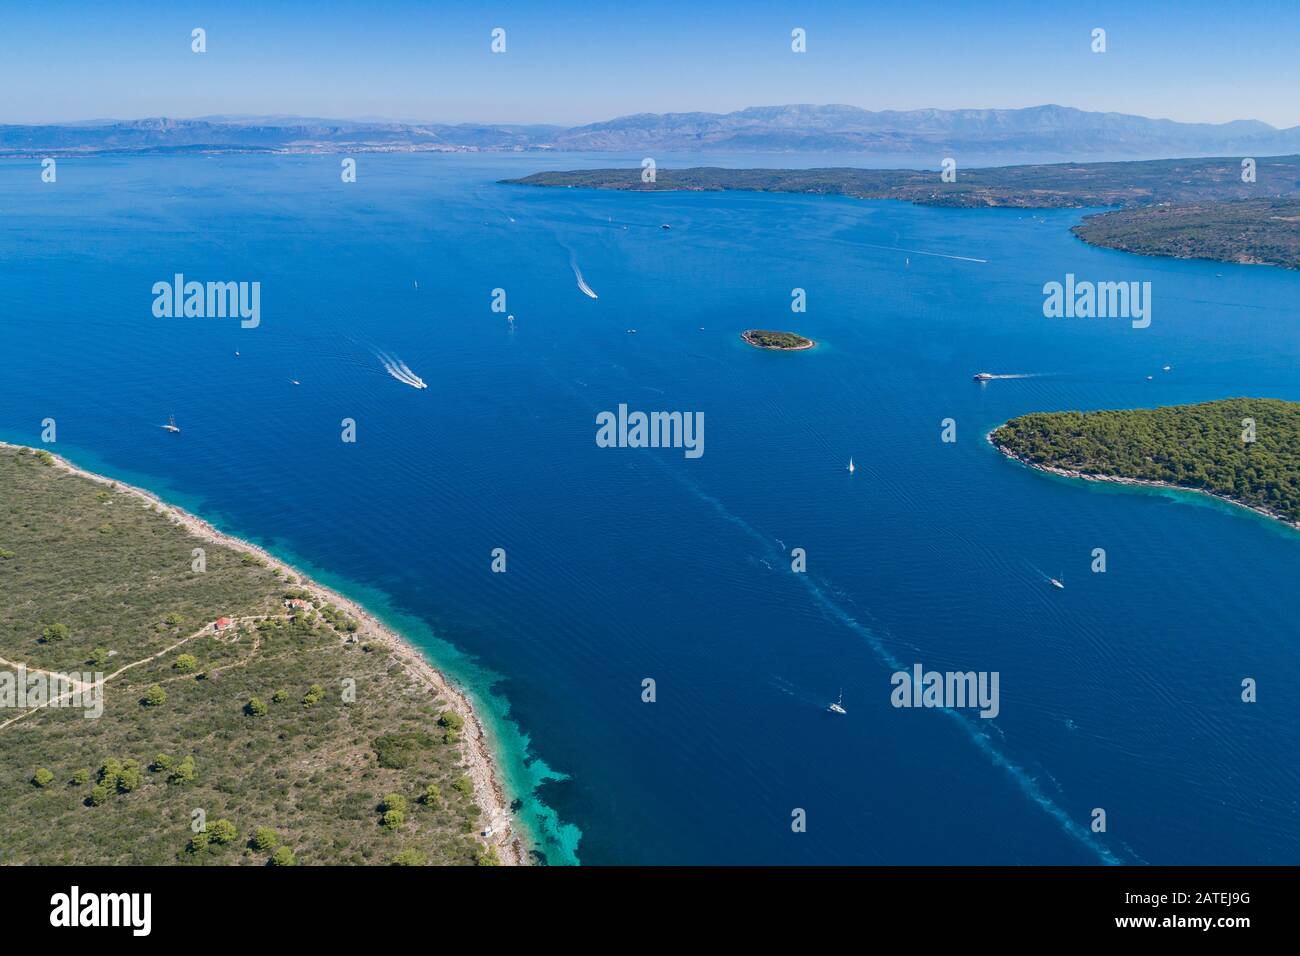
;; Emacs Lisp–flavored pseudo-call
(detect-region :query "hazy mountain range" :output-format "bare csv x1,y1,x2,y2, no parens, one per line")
6,104,1300,159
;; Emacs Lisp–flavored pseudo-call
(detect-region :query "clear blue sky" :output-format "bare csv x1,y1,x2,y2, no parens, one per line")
2,0,1298,127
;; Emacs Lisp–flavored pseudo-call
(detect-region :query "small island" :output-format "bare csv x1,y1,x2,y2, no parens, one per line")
990,398,1300,528
741,329,815,351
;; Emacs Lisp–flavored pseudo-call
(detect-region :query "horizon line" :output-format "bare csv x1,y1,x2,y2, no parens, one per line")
0,102,1290,132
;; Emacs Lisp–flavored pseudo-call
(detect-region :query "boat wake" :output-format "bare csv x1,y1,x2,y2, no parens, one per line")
536,361,1120,864
570,253,599,299
376,351,428,389
663,467,1120,864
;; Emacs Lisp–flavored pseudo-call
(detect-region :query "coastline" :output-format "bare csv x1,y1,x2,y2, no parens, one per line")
0,440,528,866
986,429,1300,533
740,329,816,351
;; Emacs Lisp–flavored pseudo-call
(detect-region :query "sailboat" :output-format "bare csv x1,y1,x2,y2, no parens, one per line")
1050,573,1064,589
847,457,855,474
161,414,181,434
829,689,846,714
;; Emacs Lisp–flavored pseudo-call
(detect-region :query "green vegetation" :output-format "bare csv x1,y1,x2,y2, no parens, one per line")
992,399,1300,524
741,329,815,350
0,446,497,865
506,156,1300,269
269,846,296,866
504,155,1300,209
1072,198,1300,270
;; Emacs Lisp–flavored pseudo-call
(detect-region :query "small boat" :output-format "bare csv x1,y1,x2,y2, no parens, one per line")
1162,365,1172,372
291,379,300,386
1146,375,1153,380
973,372,995,381
234,351,240,357
829,689,846,715
161,414,181,434
847,457,855,474
413,280,419,290
1050,574,1064,589
661,224,671,230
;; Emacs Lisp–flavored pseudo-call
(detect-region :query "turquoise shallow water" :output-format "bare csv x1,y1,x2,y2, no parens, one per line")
2,153,1298,864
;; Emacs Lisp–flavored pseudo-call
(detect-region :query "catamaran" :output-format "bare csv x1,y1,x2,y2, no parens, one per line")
829,690,846,714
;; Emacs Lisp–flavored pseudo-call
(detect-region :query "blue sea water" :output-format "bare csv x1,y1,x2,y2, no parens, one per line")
2,152,1299,865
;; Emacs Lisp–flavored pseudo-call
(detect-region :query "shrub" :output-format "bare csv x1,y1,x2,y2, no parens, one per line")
116,761,143,793
381,809,405,830
151,754,173,772
88,784,112,806
173,654,198,673
71,768,90,786
186,831,209,854
453,775,473,796
141,684,167,707
439,710,464,743
421,784,442,806
380,793,408,815
88,647,109,666
164,612,186,627
271,688,287,703
302,684,325,707
0,548,15,560
392,849,426,866
41,622,69,644
269,846,296,866
251,827,280,852
245,697,268,717
32,768,54,788
169,756,197,785
207,819,237,845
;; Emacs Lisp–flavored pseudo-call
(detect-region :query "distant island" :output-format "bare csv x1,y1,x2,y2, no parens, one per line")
0,443,523,865
10,105,1300,158
504,157,1300,270
990,399,1300,528
741,329,815,350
